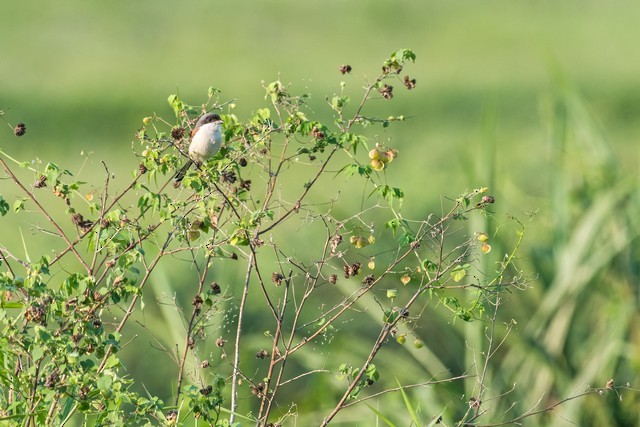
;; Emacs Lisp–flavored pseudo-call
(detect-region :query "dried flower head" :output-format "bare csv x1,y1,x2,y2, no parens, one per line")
403,75,417,90
14,122,26,137
338,64,352,74
379,84,394,100
171,126,186,140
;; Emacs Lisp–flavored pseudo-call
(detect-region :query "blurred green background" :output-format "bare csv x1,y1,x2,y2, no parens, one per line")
2,1,639,425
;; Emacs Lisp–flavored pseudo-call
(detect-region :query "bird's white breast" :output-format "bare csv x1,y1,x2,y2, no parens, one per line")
189,122,223,164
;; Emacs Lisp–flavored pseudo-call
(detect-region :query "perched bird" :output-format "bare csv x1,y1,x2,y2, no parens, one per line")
173,113,224,187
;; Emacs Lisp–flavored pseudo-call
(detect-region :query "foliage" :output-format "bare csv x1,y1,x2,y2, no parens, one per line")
0,49,635,427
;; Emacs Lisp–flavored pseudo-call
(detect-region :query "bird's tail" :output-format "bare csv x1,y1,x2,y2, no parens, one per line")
173,160,193,188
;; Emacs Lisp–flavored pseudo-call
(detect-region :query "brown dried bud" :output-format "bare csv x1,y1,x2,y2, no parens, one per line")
350,262,361,276
92,318,102,329
255,349,269,359
379,84,394,100
201,360,210,368
476,195,496,208
239,157,248,167
339,64,352,74
330,234,343,254
312,126,325,140
71,213,84,226
239,179,251,191
171,127,186,140
100,219,111,229
329,274,338,284
403,75,417,90
187,337,195,349
222,171,237,184
215,337,226,347
79,386,90,400
192,295,204,308
199,385,213,395
25,304,46,325
14,122,26,137
230,252,238,260
44,369,60,388
482,195,495,204
211,282,221,294
362,274,375,286
343,264,351,279
250,382,264,398
272,272,285,286
138,163,148,174
34,175,47,188
469,397,481,410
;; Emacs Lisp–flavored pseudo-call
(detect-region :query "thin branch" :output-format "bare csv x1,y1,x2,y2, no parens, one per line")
0,157,89,271
230,251,254,424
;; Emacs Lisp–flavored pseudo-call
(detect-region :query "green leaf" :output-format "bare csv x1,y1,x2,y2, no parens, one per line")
393,48,416,63
167,94,184,117
450,265,467,282
97,374,113,392
32,345,44,361
0,195,9,216
13,199,25,213
104,354,121,369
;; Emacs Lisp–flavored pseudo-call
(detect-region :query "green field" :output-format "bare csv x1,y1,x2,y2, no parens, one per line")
1,1,639,425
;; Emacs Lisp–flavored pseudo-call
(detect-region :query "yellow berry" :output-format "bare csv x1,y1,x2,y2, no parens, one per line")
370,159,385,171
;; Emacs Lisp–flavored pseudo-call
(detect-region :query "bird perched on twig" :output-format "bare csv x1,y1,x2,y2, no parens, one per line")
173,113,224,187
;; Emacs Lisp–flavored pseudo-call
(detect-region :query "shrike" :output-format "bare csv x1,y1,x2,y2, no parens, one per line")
174,113,224,187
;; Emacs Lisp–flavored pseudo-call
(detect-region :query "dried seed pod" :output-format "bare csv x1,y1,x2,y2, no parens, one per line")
338,64,352,74
14,122,26,137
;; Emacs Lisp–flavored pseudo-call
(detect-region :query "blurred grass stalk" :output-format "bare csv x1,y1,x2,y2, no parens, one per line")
487,74,640,425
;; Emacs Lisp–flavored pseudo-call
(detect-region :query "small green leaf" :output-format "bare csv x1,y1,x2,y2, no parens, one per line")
97,374,113,392
450,265,467,282
13,199,25,213
0,196,9,216
167,94,184,117
104,354,121,369
32,345,44,361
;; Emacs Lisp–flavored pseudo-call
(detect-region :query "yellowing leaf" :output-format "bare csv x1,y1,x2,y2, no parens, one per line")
451,267,466,282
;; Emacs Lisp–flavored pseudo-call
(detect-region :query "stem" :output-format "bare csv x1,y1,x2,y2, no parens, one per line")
0,158,89,271
174,254,213,406
230,252,254,424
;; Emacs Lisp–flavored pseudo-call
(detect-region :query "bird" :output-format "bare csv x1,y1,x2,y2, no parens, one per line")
173,113,224,187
